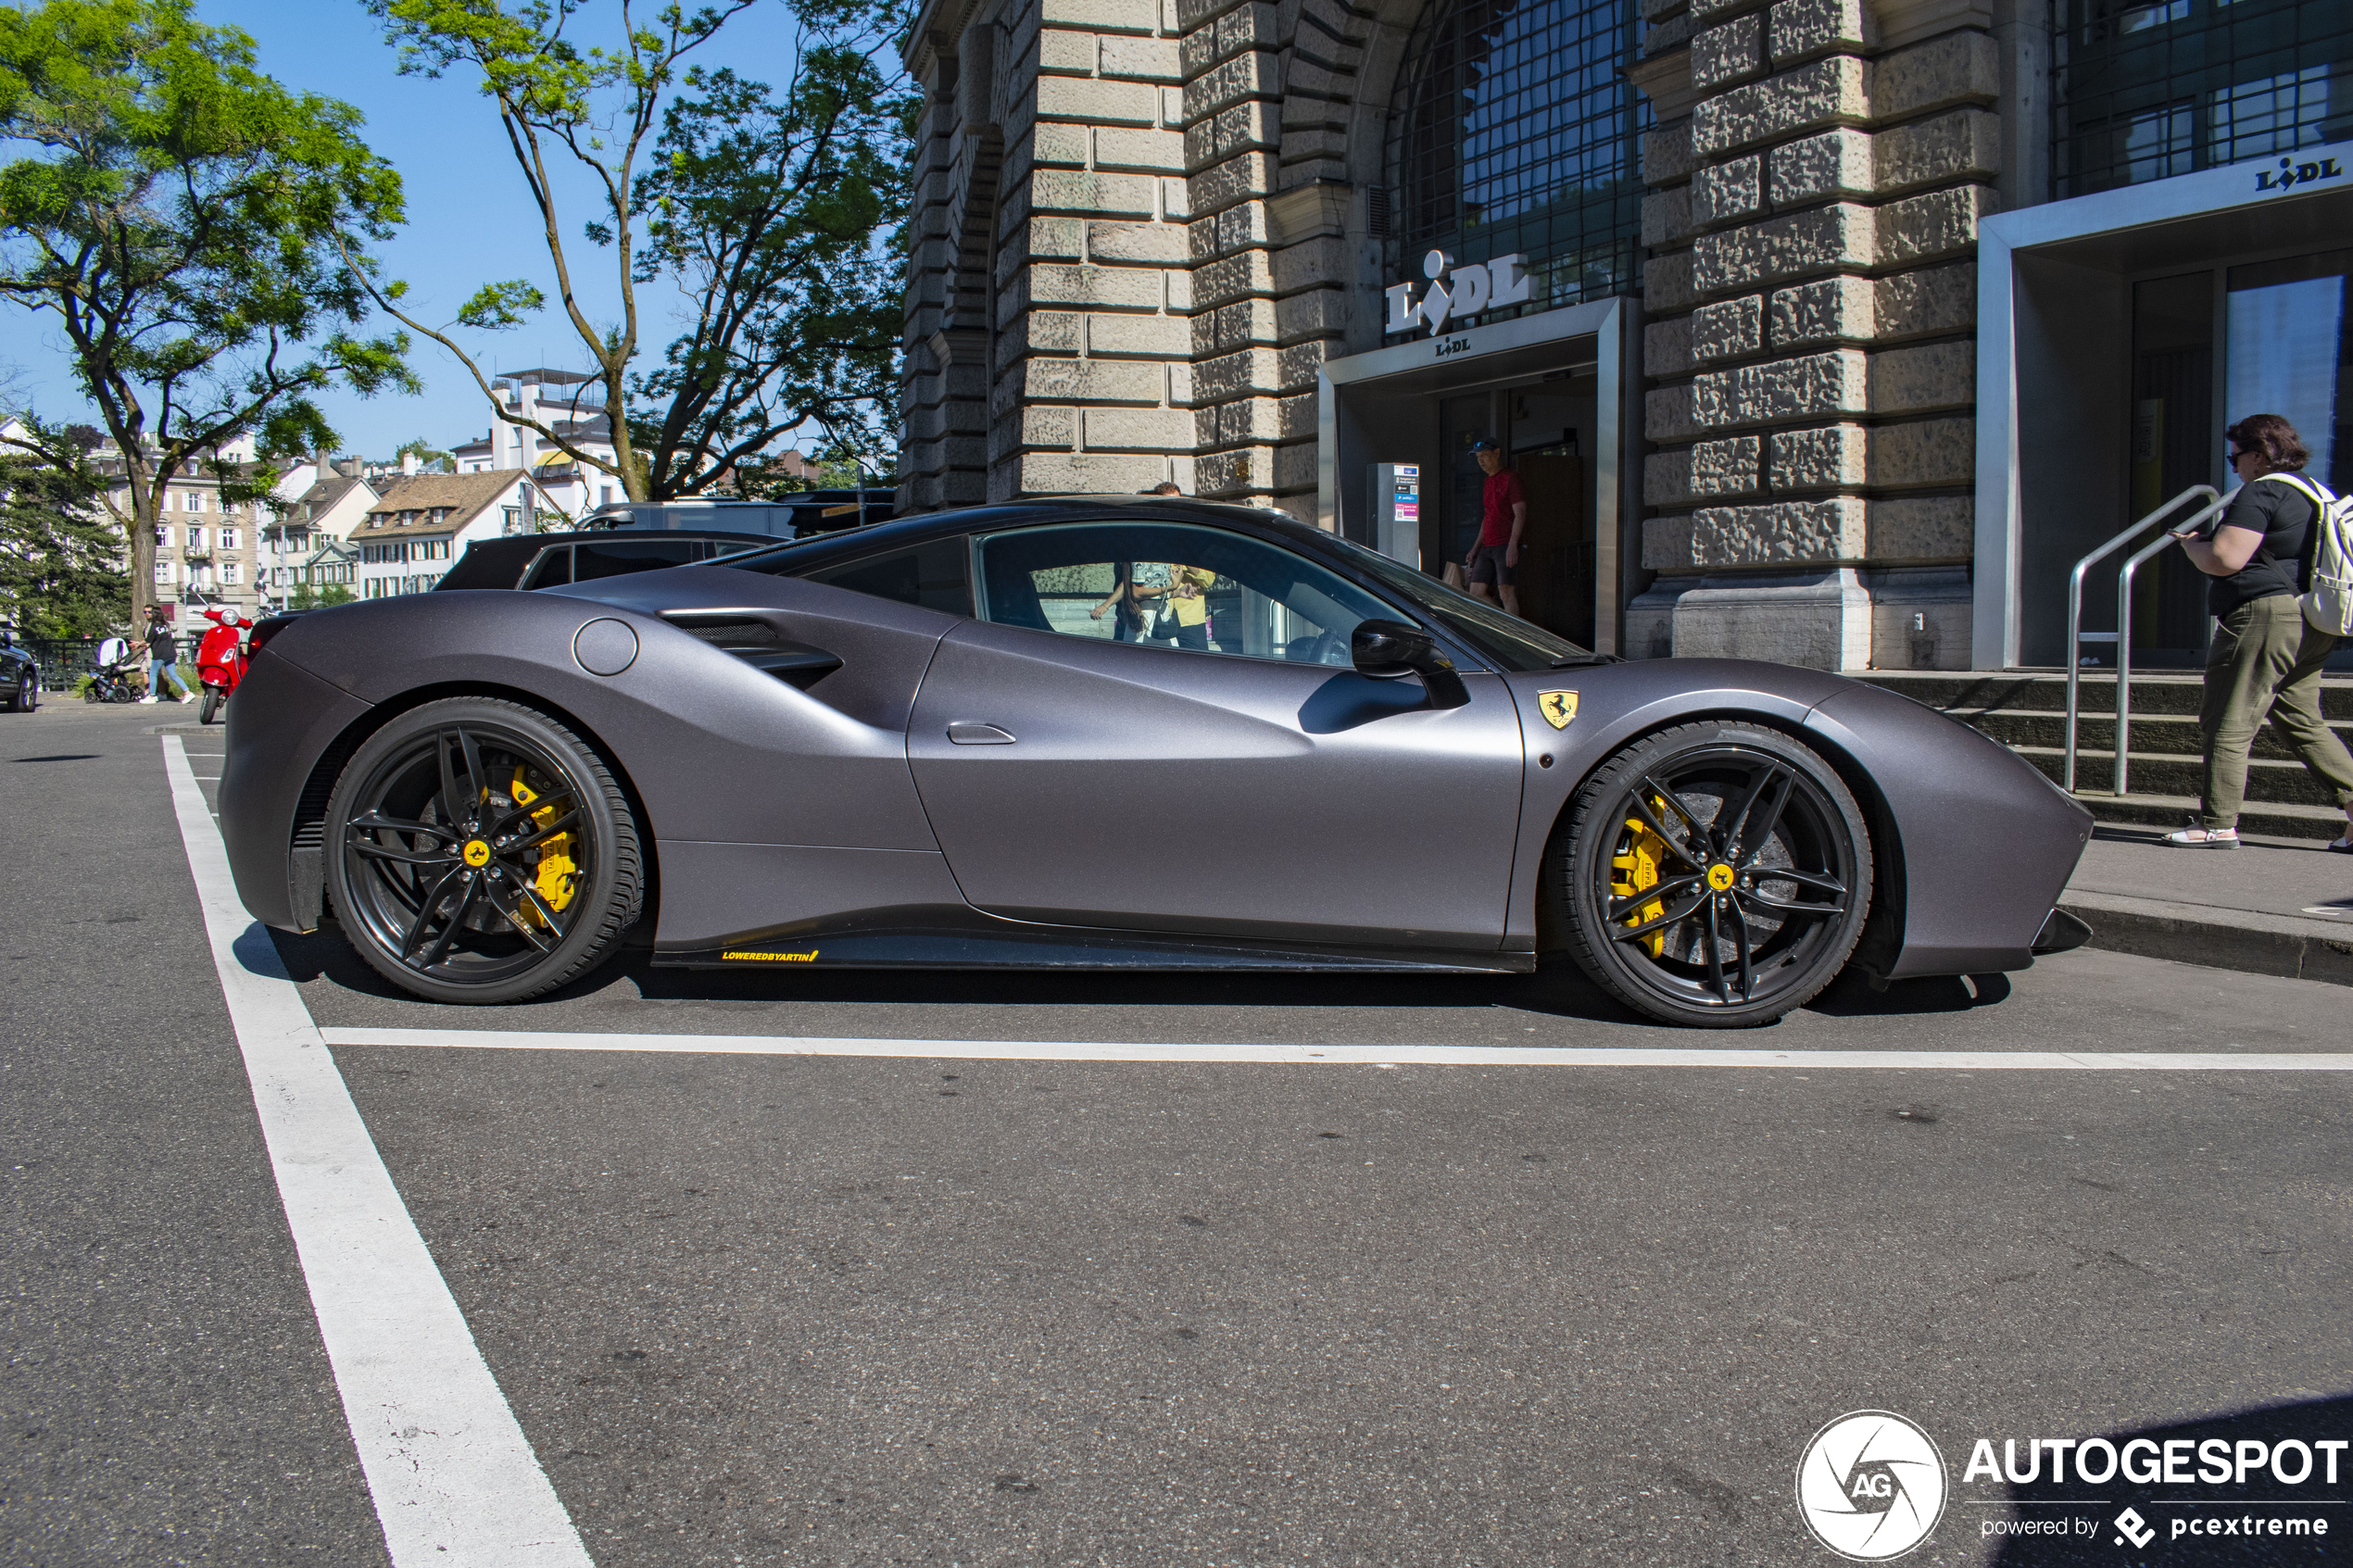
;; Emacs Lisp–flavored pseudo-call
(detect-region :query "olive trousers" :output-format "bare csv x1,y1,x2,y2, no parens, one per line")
2197,595,2353,830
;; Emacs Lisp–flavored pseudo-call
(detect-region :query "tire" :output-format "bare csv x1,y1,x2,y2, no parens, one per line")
200,686,223,725
82,684,100,704
325,697,643,1005
1558,721,1872,1028
4,671,31,712
110,684,135,704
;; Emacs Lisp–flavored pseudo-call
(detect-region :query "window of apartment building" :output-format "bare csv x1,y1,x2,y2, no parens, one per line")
221,560,239,584
182,490,203,511
154,524,170,545
1382,0,1647,336
2054,0,2351,196
186,525,206,550
154,559,174,584
219,525,240,551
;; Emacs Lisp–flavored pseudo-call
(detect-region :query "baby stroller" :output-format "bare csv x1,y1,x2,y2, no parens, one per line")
83,636,141,704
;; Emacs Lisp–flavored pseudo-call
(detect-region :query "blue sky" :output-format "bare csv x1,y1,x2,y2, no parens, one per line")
9,0,829,459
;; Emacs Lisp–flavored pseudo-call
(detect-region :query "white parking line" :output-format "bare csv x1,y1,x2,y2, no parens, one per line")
161,738,594,1568
319,1026,2353,1072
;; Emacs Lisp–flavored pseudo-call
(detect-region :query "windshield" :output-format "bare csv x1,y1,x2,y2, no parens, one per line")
1329,537,1593,671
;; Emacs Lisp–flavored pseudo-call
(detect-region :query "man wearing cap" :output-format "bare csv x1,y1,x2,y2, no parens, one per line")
1463,438,1527,617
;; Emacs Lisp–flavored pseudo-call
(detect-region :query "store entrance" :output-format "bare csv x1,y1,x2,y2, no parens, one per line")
1994,169,2353,671
1436,388,1594,646
2127,249,2351,667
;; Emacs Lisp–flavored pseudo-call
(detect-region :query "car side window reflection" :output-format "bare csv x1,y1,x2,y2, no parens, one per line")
974,521,1392,665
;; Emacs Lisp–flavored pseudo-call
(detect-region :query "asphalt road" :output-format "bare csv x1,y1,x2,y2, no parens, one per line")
4,698,2349,1566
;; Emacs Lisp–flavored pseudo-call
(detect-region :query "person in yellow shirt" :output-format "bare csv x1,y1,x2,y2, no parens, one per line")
1166,562,1216,649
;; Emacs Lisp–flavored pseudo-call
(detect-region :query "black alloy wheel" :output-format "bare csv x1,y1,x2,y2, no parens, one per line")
1560,721,1872,1028
325,697,642,1004
6,670,32,712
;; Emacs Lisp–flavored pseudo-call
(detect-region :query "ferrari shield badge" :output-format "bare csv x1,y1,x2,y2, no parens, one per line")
1537,690,1579,730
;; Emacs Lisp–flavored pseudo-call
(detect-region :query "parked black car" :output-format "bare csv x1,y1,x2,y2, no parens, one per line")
1,625,38,712
434,530,776,594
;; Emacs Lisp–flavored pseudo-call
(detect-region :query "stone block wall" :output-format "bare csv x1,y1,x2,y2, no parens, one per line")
1629,0,1994,669
902,0,1379,522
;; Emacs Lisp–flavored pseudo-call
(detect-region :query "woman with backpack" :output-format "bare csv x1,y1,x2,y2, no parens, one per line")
2162,413,2353,851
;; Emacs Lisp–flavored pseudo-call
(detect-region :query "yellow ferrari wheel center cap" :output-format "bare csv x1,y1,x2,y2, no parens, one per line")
1706,863,1735,892
462,839,491,868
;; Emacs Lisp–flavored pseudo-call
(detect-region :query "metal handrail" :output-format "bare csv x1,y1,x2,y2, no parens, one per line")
2064,484,2220,791
2112,495,2229,796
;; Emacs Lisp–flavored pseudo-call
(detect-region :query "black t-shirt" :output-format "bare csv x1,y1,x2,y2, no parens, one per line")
2206,475,2320,618
147,623,177,660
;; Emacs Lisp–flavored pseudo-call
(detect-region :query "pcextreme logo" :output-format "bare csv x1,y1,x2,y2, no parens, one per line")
1797,1411,1949,1561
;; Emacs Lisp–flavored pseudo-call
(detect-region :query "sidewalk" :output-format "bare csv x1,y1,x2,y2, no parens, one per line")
2059,823,2353,986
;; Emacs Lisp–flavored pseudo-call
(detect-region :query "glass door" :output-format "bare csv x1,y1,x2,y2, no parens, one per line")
2128,270,2214,662
2225,248,2351,494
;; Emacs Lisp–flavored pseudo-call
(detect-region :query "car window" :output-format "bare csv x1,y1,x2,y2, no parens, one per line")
1327,534,1592,670
574,537,709,581
799,537,972,616
973,521,1390,666
522,546,573,589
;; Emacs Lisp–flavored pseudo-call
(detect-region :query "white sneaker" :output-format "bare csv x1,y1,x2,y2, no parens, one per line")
136,695,157,704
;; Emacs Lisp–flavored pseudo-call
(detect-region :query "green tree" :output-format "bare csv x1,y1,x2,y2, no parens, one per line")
0,417,127,634
0,0,414,624
358,0,910,502
394,435,452,471
626,56,911,497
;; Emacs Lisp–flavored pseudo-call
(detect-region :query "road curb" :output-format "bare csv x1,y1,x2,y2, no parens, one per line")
2060,891,2353,987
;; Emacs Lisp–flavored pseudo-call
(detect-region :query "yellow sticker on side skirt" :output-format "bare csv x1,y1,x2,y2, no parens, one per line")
723,949,819,962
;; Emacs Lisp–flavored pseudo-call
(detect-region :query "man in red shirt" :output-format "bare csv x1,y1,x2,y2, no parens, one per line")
1463,438,1528,616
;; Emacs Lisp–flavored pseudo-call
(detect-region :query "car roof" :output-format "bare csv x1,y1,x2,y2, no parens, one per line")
724,496,1329,571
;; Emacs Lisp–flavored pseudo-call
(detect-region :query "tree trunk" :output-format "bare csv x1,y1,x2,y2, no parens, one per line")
123,454,159,630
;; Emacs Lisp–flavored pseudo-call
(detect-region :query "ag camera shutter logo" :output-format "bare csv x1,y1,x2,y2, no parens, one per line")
1796,1411,1948,1561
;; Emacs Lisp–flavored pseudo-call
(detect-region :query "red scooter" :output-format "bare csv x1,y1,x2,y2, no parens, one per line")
195,608,250,725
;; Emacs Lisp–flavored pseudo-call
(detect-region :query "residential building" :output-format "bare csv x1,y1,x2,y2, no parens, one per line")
897,0,2351,669
258,470,378,610
349,470,550,598
450,369,622,524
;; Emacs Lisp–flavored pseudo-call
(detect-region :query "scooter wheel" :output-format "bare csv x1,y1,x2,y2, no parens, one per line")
200,687,223,725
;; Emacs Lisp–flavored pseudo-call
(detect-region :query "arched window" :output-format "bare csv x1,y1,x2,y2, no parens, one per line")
1383,0,1645,334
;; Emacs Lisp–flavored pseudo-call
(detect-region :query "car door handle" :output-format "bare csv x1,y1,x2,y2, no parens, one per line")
946,721,1017,745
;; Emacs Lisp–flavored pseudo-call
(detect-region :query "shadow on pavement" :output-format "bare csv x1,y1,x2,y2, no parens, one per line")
267,918,2020,1031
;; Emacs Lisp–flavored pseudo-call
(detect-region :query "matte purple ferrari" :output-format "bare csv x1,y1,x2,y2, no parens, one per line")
220,498,2094,1027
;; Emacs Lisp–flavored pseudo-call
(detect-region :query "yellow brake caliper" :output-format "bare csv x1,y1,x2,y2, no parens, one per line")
1609,797,1673,958
510,768,578,926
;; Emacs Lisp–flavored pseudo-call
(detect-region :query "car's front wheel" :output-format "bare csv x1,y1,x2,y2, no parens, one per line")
325,697,643,1004
1559,721,1871,1028
5,670,33,712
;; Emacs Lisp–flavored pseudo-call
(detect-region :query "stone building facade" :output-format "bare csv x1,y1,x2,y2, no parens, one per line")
1626,0,2012,669
898,0,2353,670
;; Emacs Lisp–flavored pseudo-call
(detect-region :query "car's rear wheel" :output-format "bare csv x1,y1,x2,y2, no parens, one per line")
325,697,642,1004
1560,721,1871,1028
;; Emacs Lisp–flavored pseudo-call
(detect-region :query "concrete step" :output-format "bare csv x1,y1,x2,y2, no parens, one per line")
1956,708,2353,763
2010,745,2349,812
2051,784,2348,840
1859,669,2353,720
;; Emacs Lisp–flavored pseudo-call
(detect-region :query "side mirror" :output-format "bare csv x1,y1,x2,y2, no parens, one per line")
1350,618,1468,709
1351,618,1441,677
